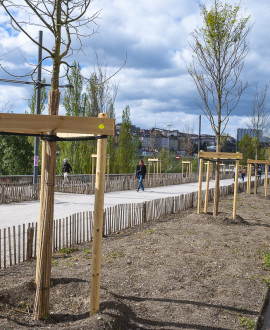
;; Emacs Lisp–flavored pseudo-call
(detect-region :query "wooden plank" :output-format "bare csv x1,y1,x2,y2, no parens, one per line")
204,161,211,214
0,113,115,136
199,151,243,160
247,159,269,164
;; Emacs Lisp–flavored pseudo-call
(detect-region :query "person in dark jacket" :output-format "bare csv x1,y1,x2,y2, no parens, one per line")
62,158,72,183
136,159,146,192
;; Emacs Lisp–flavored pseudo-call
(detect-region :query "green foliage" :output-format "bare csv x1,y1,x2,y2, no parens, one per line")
0,135,34,175
57,62,96,174
59,247,79,254
239,317,255,330
238,135,255,165
114,106,135,174
260,251,270,267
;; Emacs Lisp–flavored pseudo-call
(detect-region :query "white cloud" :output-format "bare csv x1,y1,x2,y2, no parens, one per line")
0,0,269,139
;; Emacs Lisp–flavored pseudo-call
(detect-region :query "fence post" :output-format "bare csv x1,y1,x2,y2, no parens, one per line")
27,227,34,261
142,202,147,223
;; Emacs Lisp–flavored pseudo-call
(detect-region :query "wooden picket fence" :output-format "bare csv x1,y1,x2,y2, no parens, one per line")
0,178,261,269
0,183,39,204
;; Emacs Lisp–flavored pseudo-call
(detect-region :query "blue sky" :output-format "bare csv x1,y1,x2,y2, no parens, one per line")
0,0,269,138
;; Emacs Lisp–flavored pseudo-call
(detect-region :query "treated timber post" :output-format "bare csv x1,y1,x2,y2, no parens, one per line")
254,164,258,195
265,164,268,197
213,145,221,216
148,162,150,181
90,113,108,317
197,158,203,214
204,161,210,214
233,160,239,219
27,227,34,261
34,89,60,320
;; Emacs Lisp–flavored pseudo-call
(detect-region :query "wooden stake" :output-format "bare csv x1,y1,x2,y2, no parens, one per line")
92,157,95,184
204,161,210,214
34,89,60,320
90,113,108,317
233,160,239,219
197,158,203,214
254,164,258,195
213,144,221,216
265,164,268,197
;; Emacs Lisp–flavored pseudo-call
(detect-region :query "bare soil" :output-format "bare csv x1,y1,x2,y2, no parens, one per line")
1,185,270,329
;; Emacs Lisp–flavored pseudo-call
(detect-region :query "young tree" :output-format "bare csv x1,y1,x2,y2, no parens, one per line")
188,0,251,215
57,62,93,174
115,106,134,174
238,134,255,165
0,135,33,175
249,83,269,160
1,0,100,319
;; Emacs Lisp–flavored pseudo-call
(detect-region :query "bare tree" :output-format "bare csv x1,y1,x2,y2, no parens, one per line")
1,0,100,89
248,83,269,193
188,0,251,216
249,83,269,159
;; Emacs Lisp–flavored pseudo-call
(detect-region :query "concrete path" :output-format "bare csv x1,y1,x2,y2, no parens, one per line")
0,175,257,230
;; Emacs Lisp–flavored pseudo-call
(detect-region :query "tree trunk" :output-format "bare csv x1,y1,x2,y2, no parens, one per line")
34,90,61,320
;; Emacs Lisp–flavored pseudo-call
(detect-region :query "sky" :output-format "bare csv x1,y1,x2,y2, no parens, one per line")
0,0,269,138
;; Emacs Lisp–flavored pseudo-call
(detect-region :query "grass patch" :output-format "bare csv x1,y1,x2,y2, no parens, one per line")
145,229,155,234
239,317,255,329
260,251,270,267
107,251,125,259
59,247,79,254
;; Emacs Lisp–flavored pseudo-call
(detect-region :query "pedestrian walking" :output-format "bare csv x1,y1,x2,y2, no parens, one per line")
136,159,146,192
241,167,246,182
62,158,72,184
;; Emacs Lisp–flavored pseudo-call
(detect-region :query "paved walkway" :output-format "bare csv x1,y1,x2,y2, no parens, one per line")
0,175,257,230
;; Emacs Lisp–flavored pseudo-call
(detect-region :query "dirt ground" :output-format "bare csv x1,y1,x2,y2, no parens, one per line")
1,185,270,329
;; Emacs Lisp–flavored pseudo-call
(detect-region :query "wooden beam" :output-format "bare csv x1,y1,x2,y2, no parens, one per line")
148,158,159,162
247,159,269,164
199,151,243,160
0,113,115,136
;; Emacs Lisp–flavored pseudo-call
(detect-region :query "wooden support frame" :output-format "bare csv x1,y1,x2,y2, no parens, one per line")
182,160,192,178
198,151,243,219
0,113,114,136
147,158,161,180
1,109,114,320
247,159,269,196
91,154,110,184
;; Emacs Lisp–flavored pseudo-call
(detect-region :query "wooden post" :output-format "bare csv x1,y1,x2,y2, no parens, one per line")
92,157,95,184
264,164,268,196
254,164,258,195
90,113,108,317
142,202,147,223
27,227,34,261
197,158,203,214
160,161,162,177
213,145,221,216
190,162,192,179
247,164,251,194
204,161,211,214
233,160,239,219
148,162,150,181
34,89,60,320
